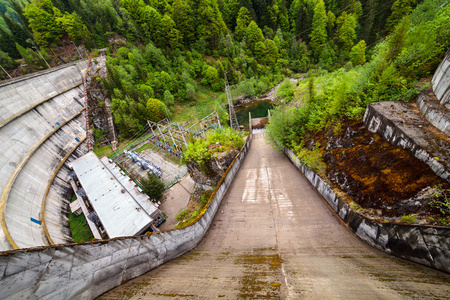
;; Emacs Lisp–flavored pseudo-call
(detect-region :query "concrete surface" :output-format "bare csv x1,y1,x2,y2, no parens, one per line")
416,87,450,136
0,131,252,300
0,60,87,128
44,142,89,245
0,62,88,251
363,101,449,180
98,132,450,299
432,47,450,108
5,116,86,249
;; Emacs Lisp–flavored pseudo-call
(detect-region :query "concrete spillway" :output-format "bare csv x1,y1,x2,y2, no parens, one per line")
0,61,88,250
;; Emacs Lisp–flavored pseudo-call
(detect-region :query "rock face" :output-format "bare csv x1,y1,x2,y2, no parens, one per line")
187,149,239,186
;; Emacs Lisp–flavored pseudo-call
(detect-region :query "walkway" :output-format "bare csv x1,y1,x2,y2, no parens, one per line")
99,132,450,299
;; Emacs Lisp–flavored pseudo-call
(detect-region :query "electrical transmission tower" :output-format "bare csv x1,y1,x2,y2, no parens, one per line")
225,73,239,131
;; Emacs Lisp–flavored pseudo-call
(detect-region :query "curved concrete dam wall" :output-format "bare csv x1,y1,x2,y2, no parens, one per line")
0,61,88,128
0,133,252,299
0,61,88,251
433,48,450,109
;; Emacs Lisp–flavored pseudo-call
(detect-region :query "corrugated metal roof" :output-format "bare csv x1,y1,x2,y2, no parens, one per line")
71,152,158,238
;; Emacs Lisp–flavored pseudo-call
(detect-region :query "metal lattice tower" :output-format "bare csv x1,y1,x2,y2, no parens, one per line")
225,73,239,131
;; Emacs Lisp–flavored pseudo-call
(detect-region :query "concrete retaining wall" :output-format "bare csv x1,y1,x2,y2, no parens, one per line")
363,104,449,180
416,91,450,136
284,147,450,274
432,48,450,108
0,132,252,299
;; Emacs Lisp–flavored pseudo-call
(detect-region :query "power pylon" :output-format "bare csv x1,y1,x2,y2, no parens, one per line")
225,73,239,131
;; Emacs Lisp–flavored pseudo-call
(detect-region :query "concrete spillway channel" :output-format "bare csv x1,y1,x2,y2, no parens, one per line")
0,61,88,251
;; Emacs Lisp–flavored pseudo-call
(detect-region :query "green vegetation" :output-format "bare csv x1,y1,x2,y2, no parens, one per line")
267,0,450,149
2,0,441,141
292,141,326,175
401,214,418,223
430,185,450,217
68,195,94,243
140,172,165,200
182,127,244,170
175,190,212,229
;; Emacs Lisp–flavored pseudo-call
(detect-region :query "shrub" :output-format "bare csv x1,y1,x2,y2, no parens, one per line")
182,127,244,168
430,185,450,217
275,79,294,102
293,141,326,175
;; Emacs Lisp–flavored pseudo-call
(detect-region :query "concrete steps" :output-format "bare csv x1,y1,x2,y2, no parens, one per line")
363,48,450,181
363,101,449,181
416,87,450,136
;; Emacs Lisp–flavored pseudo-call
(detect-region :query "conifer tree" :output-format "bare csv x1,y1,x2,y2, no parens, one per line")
309,0,328,57
0,49,17,71
23,0,64,46
234,7,252,41
335,11,357,52
10,0,30,29
386,15,409,61
2,13,32,48
349,39,366,65
246,20,264,53
172,0,194,46
0,27,20,58
158,13,181,49
385,0,416,33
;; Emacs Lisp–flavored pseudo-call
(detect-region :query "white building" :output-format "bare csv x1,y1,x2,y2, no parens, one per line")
69,152,164,239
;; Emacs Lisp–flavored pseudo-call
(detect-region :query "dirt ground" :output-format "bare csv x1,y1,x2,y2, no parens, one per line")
302,121,450,225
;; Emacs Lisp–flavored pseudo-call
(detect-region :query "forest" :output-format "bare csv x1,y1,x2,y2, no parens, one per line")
0,0,449,140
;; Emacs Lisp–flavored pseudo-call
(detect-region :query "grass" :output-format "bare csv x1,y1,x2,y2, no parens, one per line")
93,137,145,158
68,195,95,243
172,86,224,123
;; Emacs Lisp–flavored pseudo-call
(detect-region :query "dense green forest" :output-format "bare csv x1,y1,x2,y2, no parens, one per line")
1,0,449,139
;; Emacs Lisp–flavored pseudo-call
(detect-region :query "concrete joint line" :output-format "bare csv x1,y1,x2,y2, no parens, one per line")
0,60,87,88
42,135,87,246
0,82,83,129
418,229,435,264
0,110,85,249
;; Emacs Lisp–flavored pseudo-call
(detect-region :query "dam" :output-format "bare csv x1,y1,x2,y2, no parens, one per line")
0,50,449,298
0,61,89,250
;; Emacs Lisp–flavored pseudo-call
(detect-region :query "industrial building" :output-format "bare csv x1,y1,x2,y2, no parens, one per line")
69,152,165,239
